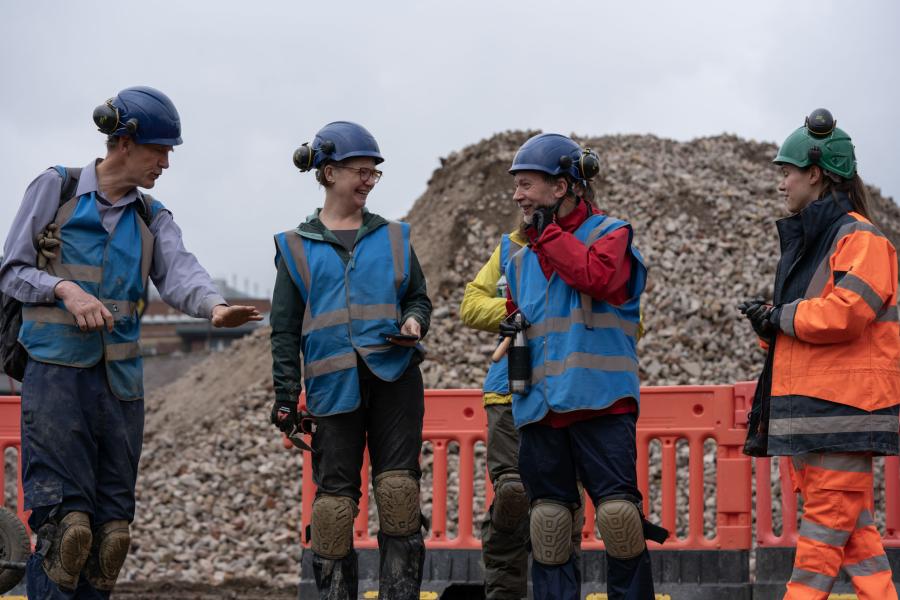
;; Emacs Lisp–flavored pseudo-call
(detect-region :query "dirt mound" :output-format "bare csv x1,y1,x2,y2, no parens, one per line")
123,131,899,587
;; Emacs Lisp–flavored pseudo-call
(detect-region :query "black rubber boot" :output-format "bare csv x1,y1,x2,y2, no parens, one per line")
311,550,358,600
377,531,425,600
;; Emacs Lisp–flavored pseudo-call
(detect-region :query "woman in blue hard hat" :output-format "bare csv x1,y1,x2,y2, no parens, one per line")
501,132,666,600
740,109,899,600
270,121,432,599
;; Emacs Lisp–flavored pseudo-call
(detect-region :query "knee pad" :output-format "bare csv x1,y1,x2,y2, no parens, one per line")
84,520,130,591
311,495,358,559
374,470,421,537
491,473,529,533
529,500,573,566
41,511,92,591
596,498,645,559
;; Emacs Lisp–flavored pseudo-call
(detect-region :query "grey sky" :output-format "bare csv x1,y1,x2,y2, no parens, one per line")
3,1,899,297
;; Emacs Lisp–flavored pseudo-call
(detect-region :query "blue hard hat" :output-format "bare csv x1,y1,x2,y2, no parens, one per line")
102,86,182,146
311,121,383,168
509,133,599,182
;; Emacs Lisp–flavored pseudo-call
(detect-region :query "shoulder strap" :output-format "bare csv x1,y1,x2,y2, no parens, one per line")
53,166,82,206
135,192,154,228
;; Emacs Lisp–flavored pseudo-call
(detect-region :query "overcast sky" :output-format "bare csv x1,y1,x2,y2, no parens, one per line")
3,1,899,298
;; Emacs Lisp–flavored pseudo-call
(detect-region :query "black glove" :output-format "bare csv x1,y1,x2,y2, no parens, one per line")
499,313,530,338
528,205,556,236
738,299,778,339
271,396,298,434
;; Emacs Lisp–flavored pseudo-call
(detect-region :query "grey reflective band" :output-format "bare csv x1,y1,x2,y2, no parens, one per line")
100,299,138,319
304,351,357,378
798,518,851,547
770,415,900,436
387,222,405,293
805,220,886,298
529,311,639,339
55,197,80,229
105,342,141,361
789,567,836,592
586,223,609,245
799,452,872,474
513,251,524,305
532,352,638,383
877,305,899,322
356,344,394,357
303,304,400,336
856,510,875,529
51,264,102,283
843,553,891,577
780,300,800,337
286,232,311,292
836,272,885,315
21,306,74,325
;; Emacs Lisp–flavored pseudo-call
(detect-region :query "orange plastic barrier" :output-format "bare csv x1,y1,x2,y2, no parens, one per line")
297,385,754,551
0,396,26,528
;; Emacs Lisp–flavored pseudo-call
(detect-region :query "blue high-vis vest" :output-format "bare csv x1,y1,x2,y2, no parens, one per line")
18,181,162,401
506,214,646,428
274,221,416,416
482,234,514,395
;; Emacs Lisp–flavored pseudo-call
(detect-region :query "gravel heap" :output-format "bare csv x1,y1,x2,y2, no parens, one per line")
119,131,899,588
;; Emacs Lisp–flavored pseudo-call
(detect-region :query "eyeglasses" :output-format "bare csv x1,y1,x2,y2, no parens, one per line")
332,166,383,183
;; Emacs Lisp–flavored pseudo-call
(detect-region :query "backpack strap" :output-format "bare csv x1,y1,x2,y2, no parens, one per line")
135,192,154,228
53,166,82,206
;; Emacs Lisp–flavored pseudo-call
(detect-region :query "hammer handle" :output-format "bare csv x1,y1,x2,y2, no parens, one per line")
491,336,512,363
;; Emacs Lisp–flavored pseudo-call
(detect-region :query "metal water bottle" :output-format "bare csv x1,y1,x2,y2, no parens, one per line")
507,313,531,394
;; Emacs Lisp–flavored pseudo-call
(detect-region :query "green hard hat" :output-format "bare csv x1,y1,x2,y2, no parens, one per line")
773,108,857,179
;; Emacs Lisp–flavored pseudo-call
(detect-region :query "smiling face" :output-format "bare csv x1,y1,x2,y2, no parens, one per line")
123,140,173,189
323,157,379,210
512,171,567,222
777,164,825,214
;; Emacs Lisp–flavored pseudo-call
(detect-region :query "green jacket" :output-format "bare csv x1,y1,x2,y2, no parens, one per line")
270,209,432,403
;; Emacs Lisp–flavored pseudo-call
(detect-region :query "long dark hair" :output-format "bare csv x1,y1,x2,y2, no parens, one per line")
821,172,872,220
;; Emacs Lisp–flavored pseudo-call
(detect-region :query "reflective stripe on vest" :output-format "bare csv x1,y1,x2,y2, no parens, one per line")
275,221,415,416
482,235,513,395
18,192,161,400
506,214,647,428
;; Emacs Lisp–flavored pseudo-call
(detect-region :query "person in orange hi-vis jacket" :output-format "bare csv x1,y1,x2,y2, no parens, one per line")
739,108,900,600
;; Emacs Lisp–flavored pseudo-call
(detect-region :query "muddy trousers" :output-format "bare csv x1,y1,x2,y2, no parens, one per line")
310,361,426,599
482,404,529,599
20,360,142,600
784,452,898,600
519,413,655,600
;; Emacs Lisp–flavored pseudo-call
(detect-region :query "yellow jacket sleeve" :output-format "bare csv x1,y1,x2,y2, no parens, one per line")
460,242,507,333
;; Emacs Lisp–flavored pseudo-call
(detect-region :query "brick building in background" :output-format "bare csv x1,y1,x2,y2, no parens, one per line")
140,278,270,355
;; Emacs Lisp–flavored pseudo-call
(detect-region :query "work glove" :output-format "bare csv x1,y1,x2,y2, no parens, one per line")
498,312,530,338
271,396,298,434
528,205,556,237
36,223,61,269
737,299,779,340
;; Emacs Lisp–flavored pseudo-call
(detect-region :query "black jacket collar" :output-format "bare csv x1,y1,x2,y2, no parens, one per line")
776,192,853,252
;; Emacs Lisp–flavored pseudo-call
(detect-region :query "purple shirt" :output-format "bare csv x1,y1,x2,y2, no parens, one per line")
0,160,226,318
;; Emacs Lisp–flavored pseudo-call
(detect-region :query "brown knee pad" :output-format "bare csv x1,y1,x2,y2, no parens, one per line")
311,495,359,559
530,500,574,566
84,520,131,591
596,498,645,559
373,470,421,537
42,511,93,591
491,473,529,533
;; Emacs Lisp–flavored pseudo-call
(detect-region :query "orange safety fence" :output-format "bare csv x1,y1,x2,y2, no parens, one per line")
731,381,900,550
0,396,27,528
297,385,754,551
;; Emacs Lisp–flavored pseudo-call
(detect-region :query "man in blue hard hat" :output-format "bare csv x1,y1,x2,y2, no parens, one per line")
0,85,262,599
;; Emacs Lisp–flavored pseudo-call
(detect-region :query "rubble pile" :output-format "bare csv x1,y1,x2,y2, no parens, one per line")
121,131,899,586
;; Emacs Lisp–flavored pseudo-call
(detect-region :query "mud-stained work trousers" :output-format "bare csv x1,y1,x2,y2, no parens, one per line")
21,360,143,600
785,452,897,600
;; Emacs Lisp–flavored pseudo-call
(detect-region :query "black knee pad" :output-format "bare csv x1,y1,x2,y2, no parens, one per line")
40,511,92,591
84,520,131,591
491,473,529,533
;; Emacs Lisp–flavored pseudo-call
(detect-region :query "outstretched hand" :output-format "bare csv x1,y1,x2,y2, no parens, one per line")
211,305,264,328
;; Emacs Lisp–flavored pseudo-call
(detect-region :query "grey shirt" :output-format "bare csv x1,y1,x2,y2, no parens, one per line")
0,160,226,318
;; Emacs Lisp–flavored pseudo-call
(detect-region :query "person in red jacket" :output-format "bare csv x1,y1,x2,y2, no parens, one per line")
501,133,666,600
740,109,900,599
